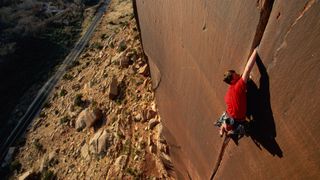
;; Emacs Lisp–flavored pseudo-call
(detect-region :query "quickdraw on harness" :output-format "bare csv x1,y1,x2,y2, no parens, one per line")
215,112,234,127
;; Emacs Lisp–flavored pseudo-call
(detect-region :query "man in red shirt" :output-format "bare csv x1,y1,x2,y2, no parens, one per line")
220,47,258,136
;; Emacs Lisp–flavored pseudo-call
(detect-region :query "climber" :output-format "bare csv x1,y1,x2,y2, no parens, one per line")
218,46,259,137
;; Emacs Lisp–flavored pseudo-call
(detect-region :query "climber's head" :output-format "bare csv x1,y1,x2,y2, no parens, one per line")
225,118,234,125
223,70,240,85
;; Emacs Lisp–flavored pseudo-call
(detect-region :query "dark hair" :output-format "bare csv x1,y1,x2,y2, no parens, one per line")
223,70,235,84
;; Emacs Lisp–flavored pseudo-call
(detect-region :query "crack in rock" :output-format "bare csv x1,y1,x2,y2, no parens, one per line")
268,0,316,71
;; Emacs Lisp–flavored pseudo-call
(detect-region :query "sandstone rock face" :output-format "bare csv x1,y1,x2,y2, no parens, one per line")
135,0,320,179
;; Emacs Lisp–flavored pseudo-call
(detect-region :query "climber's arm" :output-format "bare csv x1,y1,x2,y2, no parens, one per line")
219,124,225,137
220,123,231,137
242,47,258,83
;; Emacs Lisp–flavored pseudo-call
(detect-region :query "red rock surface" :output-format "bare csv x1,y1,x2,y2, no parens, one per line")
134,0,320,179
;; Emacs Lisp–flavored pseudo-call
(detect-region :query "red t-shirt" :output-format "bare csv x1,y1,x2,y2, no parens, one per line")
224,78,247,120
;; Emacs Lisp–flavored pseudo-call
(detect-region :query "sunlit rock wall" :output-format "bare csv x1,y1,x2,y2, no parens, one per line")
134,0,320,179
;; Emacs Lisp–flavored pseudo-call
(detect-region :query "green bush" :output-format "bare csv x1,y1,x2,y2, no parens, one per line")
126,167,139,177
91,42,103,50
74,94,85,107
33,139,43,152
39,111,46,118
9,160,21,172
109,41,115,49
69,60,80,68
60,89,68,96
60,116,69,124
101,33,108,39
118,40,127,52
62,73,73,80
41,169,56,180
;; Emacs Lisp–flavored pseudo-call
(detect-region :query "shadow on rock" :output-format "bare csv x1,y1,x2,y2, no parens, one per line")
246,56,283,158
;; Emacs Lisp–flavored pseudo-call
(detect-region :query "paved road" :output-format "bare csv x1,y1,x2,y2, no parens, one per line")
0,0,110,162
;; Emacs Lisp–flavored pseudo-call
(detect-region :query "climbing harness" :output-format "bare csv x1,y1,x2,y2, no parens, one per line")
215,111,234,127
215,112,246,135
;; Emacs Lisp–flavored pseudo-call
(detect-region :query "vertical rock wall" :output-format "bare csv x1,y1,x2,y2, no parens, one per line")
134,0,320,179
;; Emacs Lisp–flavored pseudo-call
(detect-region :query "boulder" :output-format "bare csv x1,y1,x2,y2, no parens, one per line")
75,108,103,131
75,111,86,131
149,143,157,154
137,64,149,76
18,170,34,180
106,155,128,179
39,152,51,171
148,118,160,130
126,50,138,62
158,142,169,154
141,109,157,122
96,130,110,153
147,135,157,153
119,55,130,68
151,102,157,111
39,151,57,171
147,136,152,146
108,77,118,100
72,84,81,91
92,108,103,124
114,155,127,170
134,113,142,122
67,105,77,118
160,152,173,170
89,130,103,153
147,109,157,120
111,52,125,65
89,129,111,155
48,151,56,163
81,144,90,160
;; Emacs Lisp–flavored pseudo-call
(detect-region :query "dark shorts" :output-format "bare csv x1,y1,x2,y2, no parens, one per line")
233,120,246,135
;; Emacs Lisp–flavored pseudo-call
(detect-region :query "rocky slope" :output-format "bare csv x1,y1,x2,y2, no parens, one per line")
6,0,174,179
